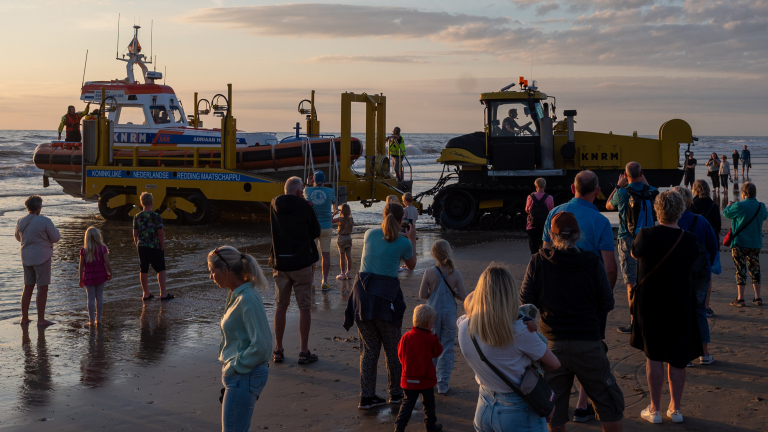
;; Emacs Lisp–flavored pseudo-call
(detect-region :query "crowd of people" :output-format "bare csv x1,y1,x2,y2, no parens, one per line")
684,145,752,193
13,152,766,431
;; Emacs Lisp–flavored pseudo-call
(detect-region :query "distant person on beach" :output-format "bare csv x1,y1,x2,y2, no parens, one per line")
79,227,112,326
705,153,721,193
402,192,419,229
732,150,740,174
304,171,336,291
741,145,751,177
673,186,718,367
684,152,697,188
343,203,416,410
386,195,399,205
606,162,657,335
133,192,173,301
332,203,354,280
630,190,701,424
269,176,321,364
15,195,60,326
395,304,444,432
208,246,271,432
723,182,768,307
719,154,731,191
389,127,406,182
419,240,467,394
458,264,561,432
541,170,617,418
525,177,554,255
691,180,721,317
522,212,624,431
58,103,90,142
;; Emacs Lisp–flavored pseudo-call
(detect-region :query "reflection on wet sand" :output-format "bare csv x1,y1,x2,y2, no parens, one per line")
20,325,52,408
80,326,108,388
137,303,167,364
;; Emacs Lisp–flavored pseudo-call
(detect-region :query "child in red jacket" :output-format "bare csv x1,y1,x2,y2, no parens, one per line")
395,304,444,432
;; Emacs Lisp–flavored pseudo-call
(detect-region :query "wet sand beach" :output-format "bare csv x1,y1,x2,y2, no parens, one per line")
2,225,768,431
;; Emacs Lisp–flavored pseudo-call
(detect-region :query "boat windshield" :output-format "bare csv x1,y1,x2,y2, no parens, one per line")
489,100,540,137
169,106,186,124
150,105,172,125
117,106,148,126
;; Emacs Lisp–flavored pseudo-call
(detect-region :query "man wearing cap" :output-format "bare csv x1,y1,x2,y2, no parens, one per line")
521,212,624,432
304,171,336,291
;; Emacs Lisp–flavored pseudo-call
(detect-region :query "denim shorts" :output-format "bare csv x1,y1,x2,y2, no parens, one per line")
474,385,547,432
618,236,637,285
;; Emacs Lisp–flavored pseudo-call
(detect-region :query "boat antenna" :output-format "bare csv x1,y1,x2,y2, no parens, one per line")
150,20,153,65
164,66,166,85
154,55,156,72
115,13,120,59
81,50,88,89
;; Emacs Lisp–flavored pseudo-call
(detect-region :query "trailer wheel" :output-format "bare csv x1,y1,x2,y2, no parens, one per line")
179,193,220,224
98,190,132,221
439,189,477,230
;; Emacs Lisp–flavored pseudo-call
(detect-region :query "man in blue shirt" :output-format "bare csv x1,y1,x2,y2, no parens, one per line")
606,162,657,334
304,171,336,291
542,169,617,421
741,145,751,177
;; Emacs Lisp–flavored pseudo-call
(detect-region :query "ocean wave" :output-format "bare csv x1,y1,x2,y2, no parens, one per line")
0,163,43,178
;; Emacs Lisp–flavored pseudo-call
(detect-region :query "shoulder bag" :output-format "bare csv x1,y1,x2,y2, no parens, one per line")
469,328,555,418
723,203,763,248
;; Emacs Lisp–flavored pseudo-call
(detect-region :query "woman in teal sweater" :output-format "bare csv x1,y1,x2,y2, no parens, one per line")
724,182,768,307
209,246,272,432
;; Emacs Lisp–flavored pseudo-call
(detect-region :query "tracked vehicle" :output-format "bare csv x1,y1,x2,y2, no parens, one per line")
422,77,693,230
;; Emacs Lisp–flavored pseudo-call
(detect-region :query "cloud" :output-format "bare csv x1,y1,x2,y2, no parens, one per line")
536,3,560,15
308,55,428,64
181,4,508,39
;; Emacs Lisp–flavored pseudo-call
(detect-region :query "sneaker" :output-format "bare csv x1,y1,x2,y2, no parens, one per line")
398,266,405,272
706,308,715,317
666,408,684,423
616,324,632,334
358,395,387,410
640,405,662,424
700,354,715,365
437,386,449,394
388,395,403,404
425,423,443,432
321,283,330,291
573,403,595,422
730,298,746,307
686,361,694,367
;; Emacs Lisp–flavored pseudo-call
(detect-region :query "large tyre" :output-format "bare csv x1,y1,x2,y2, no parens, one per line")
179,193,220,225
439,189,477,230
98,190,132,221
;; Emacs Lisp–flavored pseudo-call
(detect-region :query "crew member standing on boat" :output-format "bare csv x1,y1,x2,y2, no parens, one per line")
389,127,406,182
58,103,91,142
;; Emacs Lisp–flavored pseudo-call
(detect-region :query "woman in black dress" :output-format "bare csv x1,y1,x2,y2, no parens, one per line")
631,190,702,424
690,180,721,317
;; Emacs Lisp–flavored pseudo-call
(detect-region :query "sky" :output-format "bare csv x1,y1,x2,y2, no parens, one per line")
1,0,767,136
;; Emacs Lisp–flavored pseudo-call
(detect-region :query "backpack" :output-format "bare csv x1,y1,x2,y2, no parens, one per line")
527,193,550,228
625,185,658,235
687,215,710,279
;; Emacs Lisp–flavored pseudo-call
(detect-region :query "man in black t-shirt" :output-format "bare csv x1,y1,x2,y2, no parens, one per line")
684,152,697,187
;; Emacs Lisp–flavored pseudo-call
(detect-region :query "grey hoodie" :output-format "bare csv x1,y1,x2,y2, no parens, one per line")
15,214,60,266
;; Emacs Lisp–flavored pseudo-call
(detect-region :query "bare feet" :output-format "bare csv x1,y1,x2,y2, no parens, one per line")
86,321,94,326
19,318,32,325
37,319,55,327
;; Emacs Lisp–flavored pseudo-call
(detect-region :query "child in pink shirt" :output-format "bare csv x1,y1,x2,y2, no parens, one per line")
79,227,112,325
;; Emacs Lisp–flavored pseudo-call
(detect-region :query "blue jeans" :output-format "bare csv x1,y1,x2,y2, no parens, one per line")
432,312,457,391
221,363,269,432
474,386,547,432
692,273,711,344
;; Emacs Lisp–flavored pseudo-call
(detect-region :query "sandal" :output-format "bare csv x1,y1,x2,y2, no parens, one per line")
753,298,763,306
142,294,155,301
160,294,175,301
730,298,746,307
272,349,285,363
298,350,318,364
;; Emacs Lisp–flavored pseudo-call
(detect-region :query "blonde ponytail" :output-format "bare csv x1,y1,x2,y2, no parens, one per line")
431,240,455,274
382,203,404,242
207,246,268,289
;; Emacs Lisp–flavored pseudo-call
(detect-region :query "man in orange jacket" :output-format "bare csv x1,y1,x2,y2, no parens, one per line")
58,103,90,142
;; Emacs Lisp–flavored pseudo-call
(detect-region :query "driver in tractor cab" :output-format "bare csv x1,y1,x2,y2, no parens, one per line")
502,108,534,136
389,126,406,182
58,103,91,142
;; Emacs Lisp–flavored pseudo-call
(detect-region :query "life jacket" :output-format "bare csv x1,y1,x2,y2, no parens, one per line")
65,113,81,132
389,136,405,156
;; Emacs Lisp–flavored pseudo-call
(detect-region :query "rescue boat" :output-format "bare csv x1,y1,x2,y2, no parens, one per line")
33,27,362,198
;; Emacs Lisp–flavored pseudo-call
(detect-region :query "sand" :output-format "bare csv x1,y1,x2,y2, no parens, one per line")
1,232,767,432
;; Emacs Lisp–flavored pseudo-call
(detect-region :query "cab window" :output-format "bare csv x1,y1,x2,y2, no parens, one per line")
117,106,148,126
150,105,171,125
489,101,539,137
169,106,187,124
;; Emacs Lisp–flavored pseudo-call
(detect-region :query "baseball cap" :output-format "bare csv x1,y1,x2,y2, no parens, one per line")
551,212,580,238
313,171,325,184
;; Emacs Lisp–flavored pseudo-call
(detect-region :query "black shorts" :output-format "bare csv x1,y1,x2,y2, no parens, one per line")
138,246,166,273
684,171,695,186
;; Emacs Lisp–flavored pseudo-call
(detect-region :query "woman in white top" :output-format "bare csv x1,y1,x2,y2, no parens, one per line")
719,154,731,192
458,264,560,432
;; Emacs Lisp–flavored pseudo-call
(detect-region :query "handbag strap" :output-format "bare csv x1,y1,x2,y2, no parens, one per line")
434,266,459,299
731,203,763,244
469,329,527,400
632,230,684,298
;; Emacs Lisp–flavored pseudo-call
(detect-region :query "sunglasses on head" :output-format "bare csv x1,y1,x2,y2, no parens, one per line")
213,247,230,267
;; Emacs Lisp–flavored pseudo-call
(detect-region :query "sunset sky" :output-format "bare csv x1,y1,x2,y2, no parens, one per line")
1,0,766,136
